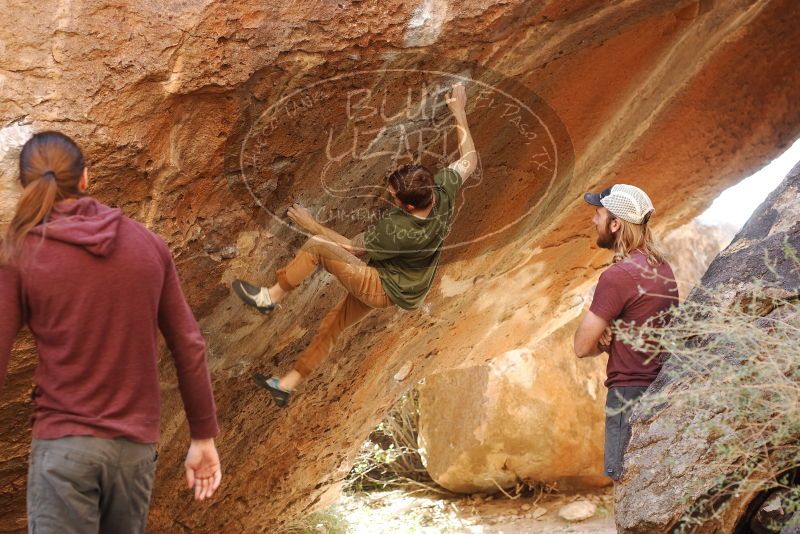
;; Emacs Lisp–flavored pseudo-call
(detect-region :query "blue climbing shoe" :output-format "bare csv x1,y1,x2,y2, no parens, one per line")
253,373,291,407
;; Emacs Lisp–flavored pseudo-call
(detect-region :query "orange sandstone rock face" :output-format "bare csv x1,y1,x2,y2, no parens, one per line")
0,0,798,531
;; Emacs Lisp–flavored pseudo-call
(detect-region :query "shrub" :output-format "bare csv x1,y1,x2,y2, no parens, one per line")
345,387,446,494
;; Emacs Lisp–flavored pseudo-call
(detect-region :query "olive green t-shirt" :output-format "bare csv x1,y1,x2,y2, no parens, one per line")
363,167,462,309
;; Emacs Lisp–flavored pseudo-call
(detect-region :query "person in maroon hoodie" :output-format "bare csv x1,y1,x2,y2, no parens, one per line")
0,131,222,533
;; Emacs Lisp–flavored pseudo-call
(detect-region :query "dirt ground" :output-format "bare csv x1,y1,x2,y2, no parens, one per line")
328,487,616,533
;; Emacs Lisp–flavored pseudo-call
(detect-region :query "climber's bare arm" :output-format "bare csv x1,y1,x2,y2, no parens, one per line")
574,311,611,358
446,83,478,182
347,233,369,257
287,203,351,246
287,204,367,256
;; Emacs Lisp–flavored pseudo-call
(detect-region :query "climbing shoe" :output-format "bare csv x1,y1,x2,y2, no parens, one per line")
253,373,291,407
232,279,275,314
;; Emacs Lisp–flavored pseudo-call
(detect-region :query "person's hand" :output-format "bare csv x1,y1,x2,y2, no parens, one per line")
446,82,466,115
184,438,222,501
287,203,318,233
347,233,368,257
598,327,613,353
341,241,367,257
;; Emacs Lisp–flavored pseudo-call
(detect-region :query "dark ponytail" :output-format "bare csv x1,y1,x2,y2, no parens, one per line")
1,131,86,263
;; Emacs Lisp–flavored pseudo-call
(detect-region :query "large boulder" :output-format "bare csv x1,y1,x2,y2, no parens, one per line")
418,317,609,493
0,0,799,530
416,220,729,493
615,163,800,533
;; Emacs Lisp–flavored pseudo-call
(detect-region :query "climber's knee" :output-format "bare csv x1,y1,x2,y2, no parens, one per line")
301,235,329,252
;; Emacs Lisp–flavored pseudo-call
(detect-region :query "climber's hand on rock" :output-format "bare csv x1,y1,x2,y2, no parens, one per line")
185,438,222,501
599,327,613,352
287,203,318,233
446,82,467,114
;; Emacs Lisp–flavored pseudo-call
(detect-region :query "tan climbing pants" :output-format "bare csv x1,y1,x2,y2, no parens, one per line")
276,235,393,378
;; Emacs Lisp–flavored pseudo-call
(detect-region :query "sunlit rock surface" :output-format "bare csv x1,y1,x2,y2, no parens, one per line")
418,317,609,493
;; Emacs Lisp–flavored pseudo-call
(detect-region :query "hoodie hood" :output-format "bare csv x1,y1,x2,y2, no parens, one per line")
29,197,123,257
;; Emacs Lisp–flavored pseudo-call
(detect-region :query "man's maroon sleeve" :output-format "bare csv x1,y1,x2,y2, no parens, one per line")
589,267,635,322
0,265,23,393
157,244,220,440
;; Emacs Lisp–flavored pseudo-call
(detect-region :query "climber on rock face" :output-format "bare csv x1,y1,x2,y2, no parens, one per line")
233,82,477,408
573,184,679,483
0,131,222,533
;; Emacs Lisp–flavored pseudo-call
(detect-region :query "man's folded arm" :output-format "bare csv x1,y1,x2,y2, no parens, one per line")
574,310,610,358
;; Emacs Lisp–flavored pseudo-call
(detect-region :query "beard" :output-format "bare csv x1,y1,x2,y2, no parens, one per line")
596,219,616,249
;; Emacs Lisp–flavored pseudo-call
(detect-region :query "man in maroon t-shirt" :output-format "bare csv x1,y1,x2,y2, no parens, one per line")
573,184,678,481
